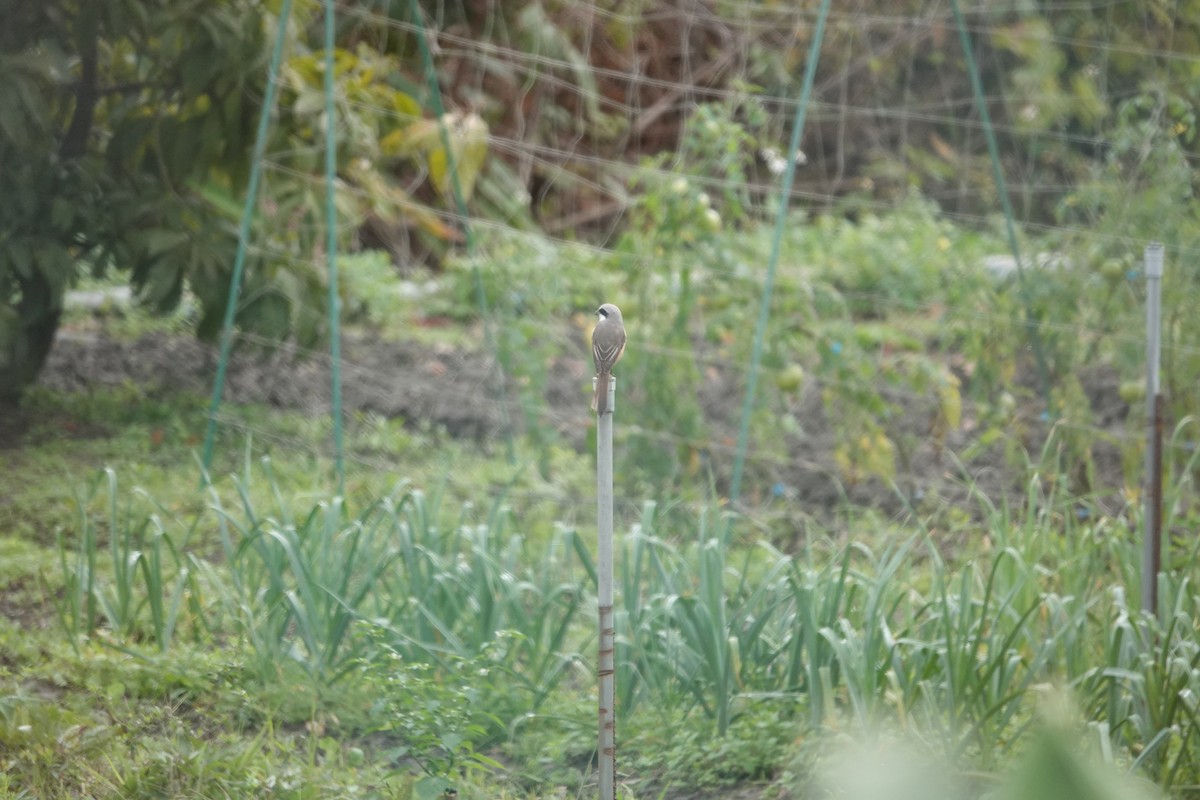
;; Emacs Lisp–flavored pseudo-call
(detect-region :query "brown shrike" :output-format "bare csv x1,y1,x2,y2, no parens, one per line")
591,303,626,416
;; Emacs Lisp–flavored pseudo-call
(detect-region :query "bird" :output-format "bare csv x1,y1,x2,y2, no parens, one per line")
591,303,626,417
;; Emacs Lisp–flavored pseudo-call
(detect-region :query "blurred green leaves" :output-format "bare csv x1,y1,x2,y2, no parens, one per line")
0,1,494,401
1001,725,1161,800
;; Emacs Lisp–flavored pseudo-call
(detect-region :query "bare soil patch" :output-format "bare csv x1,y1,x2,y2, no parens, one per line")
34,329,1132,519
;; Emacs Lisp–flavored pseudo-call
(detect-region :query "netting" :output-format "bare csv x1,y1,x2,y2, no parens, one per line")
198,0,1200,526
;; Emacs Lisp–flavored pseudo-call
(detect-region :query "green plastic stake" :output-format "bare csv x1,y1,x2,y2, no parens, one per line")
324,0,345,492
406,0,515,464
729,0,832,504
949,0,1051,405
201,0,295,480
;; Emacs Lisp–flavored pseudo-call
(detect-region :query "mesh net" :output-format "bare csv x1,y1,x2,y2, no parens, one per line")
195,0,1200,521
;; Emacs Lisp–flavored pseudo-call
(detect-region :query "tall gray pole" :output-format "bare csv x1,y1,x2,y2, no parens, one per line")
595,377,616,800
1142,242,1164,614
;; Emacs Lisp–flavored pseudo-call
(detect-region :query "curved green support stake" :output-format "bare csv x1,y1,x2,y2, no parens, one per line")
324,0,345,492
949,0,1050,404
201,0,295,481
406,0,516,464
729,0,832,504
405,0,473,253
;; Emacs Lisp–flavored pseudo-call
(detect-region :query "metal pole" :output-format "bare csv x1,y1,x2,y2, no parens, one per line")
595,376,616,800
1142,242,1164,614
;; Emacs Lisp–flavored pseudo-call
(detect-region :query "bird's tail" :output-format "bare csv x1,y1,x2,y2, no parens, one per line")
593,372,610,416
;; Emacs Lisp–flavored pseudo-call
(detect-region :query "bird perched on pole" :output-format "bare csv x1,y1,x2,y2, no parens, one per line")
591,303,626,417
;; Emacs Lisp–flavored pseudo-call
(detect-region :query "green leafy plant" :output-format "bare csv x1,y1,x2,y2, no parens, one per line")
1059,87,1200,430
0,1,266,401
200,459,402,686
51,469,198,653
0,1,493,403
359,631,502,792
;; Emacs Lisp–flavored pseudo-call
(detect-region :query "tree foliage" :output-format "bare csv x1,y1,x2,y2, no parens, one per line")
0,0,268,402
417,1,1197,227
3,0,1197,405
0,0,490,403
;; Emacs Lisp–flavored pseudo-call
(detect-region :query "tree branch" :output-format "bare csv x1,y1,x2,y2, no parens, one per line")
60,2,99,160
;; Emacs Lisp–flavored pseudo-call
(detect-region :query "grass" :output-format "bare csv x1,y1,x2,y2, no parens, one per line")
4,384,1199,799
6,199,1198,798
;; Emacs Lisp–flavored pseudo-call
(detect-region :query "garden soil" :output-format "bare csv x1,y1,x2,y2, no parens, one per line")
34,328,1133,524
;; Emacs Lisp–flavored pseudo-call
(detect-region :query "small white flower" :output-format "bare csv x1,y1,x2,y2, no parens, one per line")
760,147,788,175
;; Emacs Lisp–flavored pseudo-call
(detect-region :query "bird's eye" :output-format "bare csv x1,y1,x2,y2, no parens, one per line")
597,307,606,316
